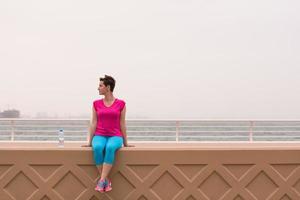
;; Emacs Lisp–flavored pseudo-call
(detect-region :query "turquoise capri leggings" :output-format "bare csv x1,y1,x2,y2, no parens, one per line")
92,135,123,165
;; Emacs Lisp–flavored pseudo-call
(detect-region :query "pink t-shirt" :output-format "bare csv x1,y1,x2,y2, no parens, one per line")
93,98,126,137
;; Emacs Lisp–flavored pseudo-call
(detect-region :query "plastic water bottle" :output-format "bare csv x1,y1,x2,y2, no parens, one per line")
58,129,64,147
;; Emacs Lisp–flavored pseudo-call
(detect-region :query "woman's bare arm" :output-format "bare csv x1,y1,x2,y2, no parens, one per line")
120,106,134,147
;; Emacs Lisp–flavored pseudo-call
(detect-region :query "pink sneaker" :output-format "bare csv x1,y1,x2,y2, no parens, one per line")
95,179,106,193
105,178,112,192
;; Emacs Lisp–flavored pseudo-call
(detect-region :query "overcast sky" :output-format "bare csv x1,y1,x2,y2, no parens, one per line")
0,0,299,119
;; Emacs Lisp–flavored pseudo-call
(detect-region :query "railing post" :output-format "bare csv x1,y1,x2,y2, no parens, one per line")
249,121,254,142
86,119,90,143
10,120,15,141
176,121,180,143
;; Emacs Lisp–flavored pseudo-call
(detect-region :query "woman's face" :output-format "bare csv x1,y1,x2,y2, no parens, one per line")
98,81,109,95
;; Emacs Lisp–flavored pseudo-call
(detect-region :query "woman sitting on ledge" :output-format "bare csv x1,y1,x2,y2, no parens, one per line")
82,74,134,193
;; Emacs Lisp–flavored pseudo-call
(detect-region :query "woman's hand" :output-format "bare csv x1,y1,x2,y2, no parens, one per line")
81,143,92,147
124,143,135,147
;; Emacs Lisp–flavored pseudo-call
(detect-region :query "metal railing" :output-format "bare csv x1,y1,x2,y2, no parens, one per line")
1,119,300,143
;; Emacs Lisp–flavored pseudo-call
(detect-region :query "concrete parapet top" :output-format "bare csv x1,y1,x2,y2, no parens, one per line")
1,142,300,150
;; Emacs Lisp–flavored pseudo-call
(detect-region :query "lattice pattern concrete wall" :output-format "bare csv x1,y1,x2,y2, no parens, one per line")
0,146,300,200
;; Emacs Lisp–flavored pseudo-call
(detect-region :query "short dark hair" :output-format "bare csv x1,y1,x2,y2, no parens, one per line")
100,75,116,92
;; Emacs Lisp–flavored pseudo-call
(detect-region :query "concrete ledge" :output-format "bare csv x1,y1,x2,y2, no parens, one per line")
1,142,300,149
1,143,300,200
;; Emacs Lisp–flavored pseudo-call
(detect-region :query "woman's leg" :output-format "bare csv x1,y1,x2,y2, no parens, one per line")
92,135,108,175
101,136,123,180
